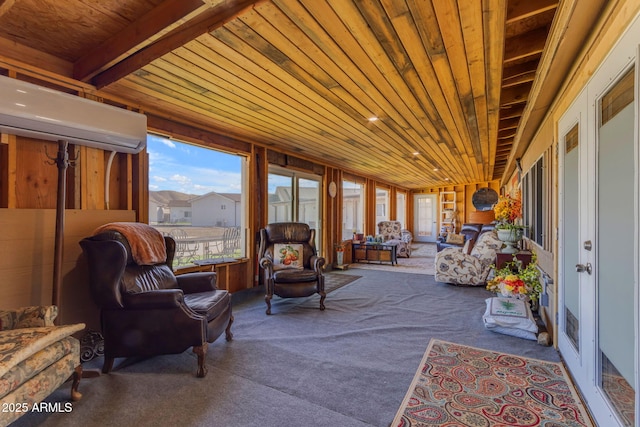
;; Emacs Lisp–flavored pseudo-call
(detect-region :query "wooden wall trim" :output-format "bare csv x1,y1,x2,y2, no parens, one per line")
147,114,252,155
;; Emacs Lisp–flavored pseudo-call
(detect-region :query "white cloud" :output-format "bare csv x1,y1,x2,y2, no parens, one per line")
170,174,191,185
160,138,176,149
147,136,243,195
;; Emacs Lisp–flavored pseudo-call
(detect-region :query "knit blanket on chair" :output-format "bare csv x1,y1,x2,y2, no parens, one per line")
93,222,167,265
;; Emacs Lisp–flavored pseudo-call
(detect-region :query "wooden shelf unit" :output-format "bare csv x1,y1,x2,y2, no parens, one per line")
440,191,457,236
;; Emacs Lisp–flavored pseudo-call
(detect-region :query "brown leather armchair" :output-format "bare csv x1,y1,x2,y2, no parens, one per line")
258,222,326,315
79,223,233,377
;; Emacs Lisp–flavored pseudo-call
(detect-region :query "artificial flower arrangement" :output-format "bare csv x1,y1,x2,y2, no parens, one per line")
486,253,542,303
493,191,524,231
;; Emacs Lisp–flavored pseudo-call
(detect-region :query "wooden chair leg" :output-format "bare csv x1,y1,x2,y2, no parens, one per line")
193,344,208,378
102,356,115,374
225,315,234,341
319,291,326,311
265,295,272,315
71,365,83,401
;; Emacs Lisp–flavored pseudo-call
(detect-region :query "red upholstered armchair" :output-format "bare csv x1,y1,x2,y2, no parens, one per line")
258,222,326,315
79,223,233,377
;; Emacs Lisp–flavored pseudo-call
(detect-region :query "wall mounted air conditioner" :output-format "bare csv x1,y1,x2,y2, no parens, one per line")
0,75,146,153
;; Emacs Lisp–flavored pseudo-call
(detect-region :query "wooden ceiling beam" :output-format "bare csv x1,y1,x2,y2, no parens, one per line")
499,104,525,120
74,0,210,82
502,58,539,88
503,70,536,88
503,27,548,63
499,117,520,130
499,82,532,106
506,0,558,24
0,0,15,19
498,129,516,139
496,141,514,149
503,59,540,80
482,0,507,182
92,0,267,89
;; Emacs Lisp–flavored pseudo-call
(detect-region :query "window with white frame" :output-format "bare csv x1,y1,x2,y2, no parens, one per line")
396,191,407,228
342,180,364,240
376,187,389,224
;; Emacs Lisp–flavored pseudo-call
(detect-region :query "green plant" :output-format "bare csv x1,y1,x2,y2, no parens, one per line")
486,253,542,302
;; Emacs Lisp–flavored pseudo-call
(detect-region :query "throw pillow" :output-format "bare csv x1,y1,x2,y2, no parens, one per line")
273,243,304,270
446,233,465,244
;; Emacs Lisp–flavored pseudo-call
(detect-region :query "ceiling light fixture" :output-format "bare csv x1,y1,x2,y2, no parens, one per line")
368,116,378,122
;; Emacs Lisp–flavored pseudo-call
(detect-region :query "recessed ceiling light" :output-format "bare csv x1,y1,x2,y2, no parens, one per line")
412,152,420,156
433,168,439,172
444,177,450,181
368,116,378,122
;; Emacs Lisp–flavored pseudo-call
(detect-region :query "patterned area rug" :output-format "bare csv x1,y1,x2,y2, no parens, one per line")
350,243,436,275
324,273,361,293
393,339,594,427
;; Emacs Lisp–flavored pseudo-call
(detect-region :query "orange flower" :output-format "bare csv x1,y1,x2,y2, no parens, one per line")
493,191,522,223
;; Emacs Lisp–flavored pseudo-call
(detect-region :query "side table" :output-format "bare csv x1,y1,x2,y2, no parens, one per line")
495,251,532,270
352,242,398,265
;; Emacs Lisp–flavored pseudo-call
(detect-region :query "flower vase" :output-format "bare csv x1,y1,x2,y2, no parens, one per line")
497,228,523,254
500,291,527,301
336,251,344,266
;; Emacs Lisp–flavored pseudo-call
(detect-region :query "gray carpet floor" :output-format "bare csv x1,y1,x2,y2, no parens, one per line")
13,270,560,427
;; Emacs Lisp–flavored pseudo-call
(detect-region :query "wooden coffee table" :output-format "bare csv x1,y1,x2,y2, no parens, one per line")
352,242,398,265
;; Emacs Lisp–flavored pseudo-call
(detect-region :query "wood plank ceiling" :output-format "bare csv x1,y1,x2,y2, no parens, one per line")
0,0,560,189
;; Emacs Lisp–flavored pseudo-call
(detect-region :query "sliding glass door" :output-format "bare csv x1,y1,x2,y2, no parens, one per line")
267,166,322,253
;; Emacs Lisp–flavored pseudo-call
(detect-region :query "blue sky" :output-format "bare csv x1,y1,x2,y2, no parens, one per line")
147,134,242,195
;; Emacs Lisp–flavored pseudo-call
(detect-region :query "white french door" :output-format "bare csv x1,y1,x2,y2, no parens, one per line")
413,194,437,243
558,88,590,393
558,18,640,426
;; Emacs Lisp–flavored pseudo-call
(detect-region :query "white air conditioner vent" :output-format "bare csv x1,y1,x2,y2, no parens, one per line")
0,75,146,153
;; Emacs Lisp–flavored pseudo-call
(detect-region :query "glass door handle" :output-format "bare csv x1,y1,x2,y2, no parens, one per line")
575,263,592,275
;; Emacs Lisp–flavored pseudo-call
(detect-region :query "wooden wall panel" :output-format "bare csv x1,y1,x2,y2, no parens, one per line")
0,208,135,329
80,146,105,209
215,260,251,293
0,134,16,208
16,138,59,208
132,150,148,222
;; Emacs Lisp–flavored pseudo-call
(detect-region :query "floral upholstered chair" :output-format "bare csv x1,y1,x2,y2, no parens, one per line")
0,306,84,426
377,221,413,258
434,230,503,286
